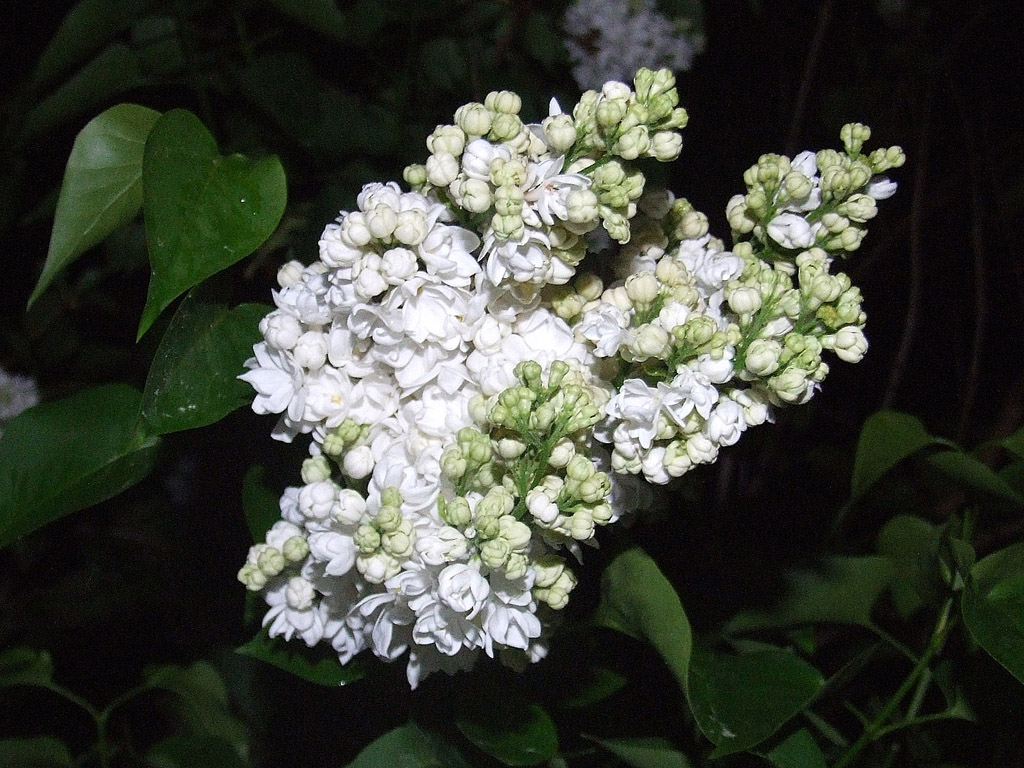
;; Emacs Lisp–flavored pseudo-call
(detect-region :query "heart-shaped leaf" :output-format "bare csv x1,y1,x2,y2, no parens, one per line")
345,723,473,768
586,735,691,768
851,411,951,501
141,288,269,434
593,547,693,693
726,556,895,633
766,728,827,768
138,109,286,338
236,629,365,686
30,0,152,92
455,692,559,767
29,103,160,307
241,465,283,543
688,648,824,757
0,384,160,549
962,541,1024,685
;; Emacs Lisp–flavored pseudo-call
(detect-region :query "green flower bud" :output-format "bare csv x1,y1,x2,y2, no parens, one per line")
441,444,468,480
380,487,402,509
490,112,523,142
257,547,285,576
237,564,267,591
491,213,524,241
480,538,511,569
485,89,521,115
505,553,529,581
499,516,532,549
443,496,473,527
455,102,492,136
283,536,309,563
382,528,413,558
403,163,428,189
301,455,332,484
355,524,381,554
745,338,782,376
841,122,871,156
838,193,877,223
427,124,466,157
614,125,650,160
375,505,402,533
543,113,577,153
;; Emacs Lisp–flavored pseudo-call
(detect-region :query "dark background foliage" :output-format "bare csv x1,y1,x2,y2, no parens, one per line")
1,0,1022,765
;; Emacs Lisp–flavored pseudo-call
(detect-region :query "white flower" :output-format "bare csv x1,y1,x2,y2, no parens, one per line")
767,213,816,249
240,343,302,420
263,576,324,646
437,563,490,618
0,368,39,423
308,531,357,576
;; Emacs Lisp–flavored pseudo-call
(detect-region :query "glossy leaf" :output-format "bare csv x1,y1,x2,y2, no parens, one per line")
455,689,559,766
19,44,146,144
767,728,827,768
0,384,161,549
141,291,269,433
0,737,73,768
146,735,247,768
559,667,628,709
236,629,365,686
0,648,55,689
927,450,1024,505
241,465,282,543
727,556,894,632
593,547,693,692
688,648,824,757
346,723,472,768
962,542,1024,685
851,411,949,501
875,515,942,619
30,0,151,91
586,736,691,768
30,104,160,307
139,109,286,338
145,662,247,752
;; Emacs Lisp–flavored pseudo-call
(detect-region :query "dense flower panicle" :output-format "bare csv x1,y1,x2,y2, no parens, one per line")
564,0,704,89
0,367,40,437
240,69,902,687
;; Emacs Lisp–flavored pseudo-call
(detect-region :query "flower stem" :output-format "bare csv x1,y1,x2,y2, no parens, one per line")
832,597,954,768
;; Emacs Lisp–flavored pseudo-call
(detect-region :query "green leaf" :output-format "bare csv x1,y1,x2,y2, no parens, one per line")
30,0,152,91
876,515,942,619
30,103,160,307
139,109,286,338
0,384,161,549
19,44,146,144
146,735,247,768
455,687,559,766
346,723,472,768
766,728,827,768
593,547,693,693
726,556,895,633
688,648,824,758
0,648,56,689
586,736,691,768
144,662,246,752
962,542,1024,686
236,629,365,686
241,465,282,543
927,450,1024,505
851,411,949,501
559,667,628,709
261,0,349,41
141,291,268,433
0,737,73,767
1001,426,1024,462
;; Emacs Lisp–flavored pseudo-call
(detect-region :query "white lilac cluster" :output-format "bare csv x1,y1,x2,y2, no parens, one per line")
564,0,704,90
239,70,902,687
0,366,39,437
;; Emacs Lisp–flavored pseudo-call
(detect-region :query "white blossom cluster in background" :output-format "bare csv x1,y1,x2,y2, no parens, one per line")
564,0,704,90
238,68,903,687
0,367,39,438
